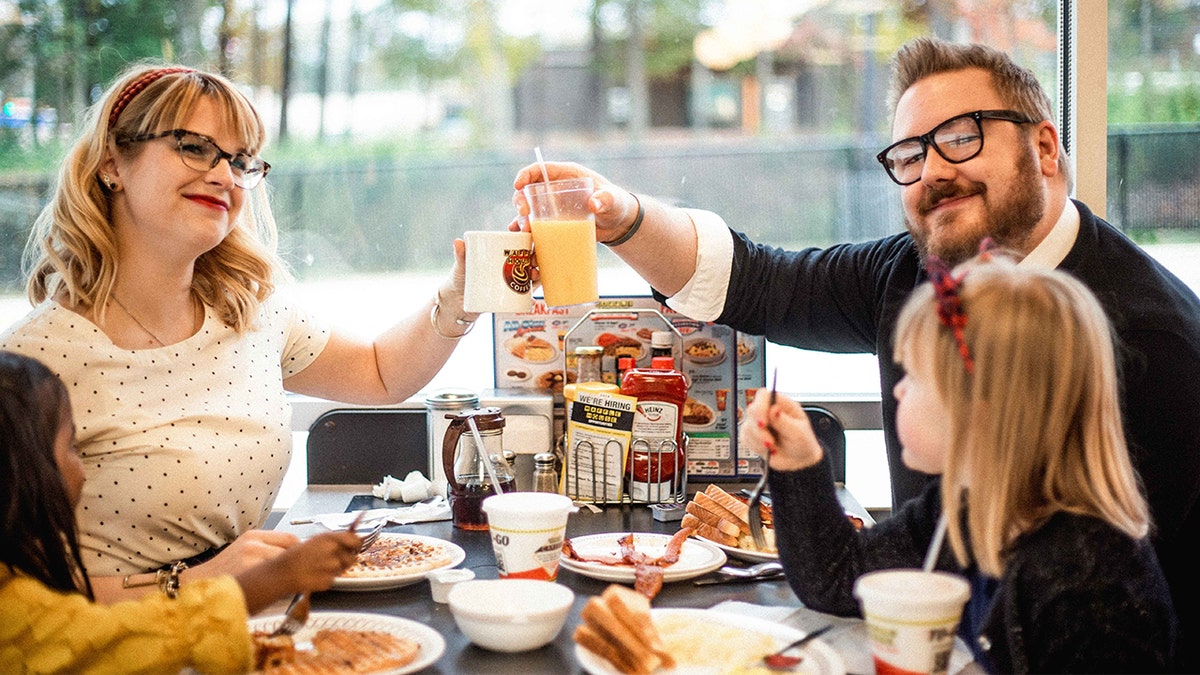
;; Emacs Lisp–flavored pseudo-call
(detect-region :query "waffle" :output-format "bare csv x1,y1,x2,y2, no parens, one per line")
341,534,454,578
252,629,420,674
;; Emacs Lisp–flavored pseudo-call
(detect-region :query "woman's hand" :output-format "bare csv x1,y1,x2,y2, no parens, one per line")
739,389,825,472
435,238,481,327
509,161,640,244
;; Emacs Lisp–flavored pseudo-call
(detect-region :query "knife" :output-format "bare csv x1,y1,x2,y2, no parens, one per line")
289,506,399,525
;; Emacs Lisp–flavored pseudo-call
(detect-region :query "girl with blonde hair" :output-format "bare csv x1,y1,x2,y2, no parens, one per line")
741,250,1175,672
1,64,479,602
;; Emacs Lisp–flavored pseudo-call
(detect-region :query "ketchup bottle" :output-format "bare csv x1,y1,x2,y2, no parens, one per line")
621,359,687,502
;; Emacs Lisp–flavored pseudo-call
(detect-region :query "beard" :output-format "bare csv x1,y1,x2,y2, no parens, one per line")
905,148,1046,267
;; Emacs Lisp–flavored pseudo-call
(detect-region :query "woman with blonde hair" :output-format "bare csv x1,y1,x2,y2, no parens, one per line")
1,64,479,602
741,250,1175,672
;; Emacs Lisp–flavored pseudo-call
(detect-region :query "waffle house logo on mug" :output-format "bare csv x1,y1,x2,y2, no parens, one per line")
503,248,533,293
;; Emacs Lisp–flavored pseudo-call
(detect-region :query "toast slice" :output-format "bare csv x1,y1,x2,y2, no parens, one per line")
603,585,675,669
681,513,739,548
580,596,663,674
695,490,750,535
574,623,647,675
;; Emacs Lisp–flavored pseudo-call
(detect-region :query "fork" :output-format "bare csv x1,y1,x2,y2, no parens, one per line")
761,624,833,670
270,512,372,637
357,519,385,552
269,590,311,637
747,368,779,551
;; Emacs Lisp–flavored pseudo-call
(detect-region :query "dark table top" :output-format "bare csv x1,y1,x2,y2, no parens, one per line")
272,486,886,674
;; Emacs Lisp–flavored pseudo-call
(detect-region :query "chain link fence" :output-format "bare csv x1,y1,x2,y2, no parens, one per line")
1,127,1196,293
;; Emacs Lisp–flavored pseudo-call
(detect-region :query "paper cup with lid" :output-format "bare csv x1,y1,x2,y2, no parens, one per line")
481,492,576,580
853,569,970,675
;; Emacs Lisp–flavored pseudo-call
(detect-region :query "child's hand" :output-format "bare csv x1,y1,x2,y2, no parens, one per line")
235,530,362,615
739,388,824,472
198,529,300,579
275,530,362,593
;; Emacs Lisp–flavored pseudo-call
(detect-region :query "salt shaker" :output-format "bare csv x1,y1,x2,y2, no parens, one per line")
532,452,560,493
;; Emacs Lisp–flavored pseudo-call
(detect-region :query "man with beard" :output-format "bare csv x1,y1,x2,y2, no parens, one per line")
513,36,1200,670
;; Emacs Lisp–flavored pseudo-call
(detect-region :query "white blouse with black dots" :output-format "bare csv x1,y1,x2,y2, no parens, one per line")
0,291,331,575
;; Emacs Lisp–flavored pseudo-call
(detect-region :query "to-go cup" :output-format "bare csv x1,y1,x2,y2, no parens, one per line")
481,492,576,580
853,569,970,675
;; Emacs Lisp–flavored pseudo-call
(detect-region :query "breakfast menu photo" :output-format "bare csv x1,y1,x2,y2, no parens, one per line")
492,297,766,478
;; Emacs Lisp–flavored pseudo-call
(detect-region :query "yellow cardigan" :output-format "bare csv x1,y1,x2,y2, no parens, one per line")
0,567,253,674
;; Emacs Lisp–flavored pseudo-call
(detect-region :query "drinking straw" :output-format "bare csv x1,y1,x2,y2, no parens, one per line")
534,146,551,184
468,416,505,495
923,511,948,572
533,146,558,219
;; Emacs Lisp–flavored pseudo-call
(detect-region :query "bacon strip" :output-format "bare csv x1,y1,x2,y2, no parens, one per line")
634,561,664,599
563,528,697,600
658,527,693,565
562,539,627,565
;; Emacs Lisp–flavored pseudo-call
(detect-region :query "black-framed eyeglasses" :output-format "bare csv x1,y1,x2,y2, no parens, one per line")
876,109,1037,186
115,128,271,189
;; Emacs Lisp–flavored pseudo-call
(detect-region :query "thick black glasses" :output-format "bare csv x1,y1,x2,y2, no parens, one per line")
116,129,271,189
876,109,1036,186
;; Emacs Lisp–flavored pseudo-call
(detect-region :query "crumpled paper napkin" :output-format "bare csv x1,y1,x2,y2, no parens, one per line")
306,495,451,530
372,470,437,502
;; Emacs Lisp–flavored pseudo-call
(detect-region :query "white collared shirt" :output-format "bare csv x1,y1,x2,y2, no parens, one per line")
665,198,1079,320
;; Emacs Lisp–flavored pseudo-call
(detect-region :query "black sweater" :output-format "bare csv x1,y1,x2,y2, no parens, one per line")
768,459,1176,673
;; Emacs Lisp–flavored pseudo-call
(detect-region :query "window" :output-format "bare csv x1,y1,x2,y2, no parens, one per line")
2,1,1197,510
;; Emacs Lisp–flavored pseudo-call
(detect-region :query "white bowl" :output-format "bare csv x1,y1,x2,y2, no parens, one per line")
447,579,575,652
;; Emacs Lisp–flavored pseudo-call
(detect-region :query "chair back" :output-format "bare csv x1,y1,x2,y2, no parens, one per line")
803,405,847,483
306,408,428,484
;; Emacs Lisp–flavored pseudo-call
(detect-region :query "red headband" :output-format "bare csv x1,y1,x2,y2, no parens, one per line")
922,238,997,375
925,256,975,374
107,67,195,130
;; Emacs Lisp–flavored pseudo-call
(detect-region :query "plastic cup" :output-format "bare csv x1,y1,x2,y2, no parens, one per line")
523,177,599,307
481,492,576,580
463,230,534,313
853,569,970,675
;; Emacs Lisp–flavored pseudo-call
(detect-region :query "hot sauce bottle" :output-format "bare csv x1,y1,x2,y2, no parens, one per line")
621,360,687,502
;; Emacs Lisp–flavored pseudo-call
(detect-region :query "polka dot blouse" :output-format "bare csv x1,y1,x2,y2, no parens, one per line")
0,291,331,575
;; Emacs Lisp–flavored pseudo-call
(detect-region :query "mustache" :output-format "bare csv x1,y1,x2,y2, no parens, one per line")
919,181,985,213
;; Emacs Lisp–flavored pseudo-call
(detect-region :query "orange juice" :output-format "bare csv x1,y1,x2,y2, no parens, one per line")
530,218,599,306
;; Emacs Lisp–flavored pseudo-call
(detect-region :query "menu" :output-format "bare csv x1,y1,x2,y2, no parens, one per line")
492,297,766,480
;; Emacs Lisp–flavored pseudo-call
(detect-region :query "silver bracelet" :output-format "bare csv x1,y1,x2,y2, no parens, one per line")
429,290,475,339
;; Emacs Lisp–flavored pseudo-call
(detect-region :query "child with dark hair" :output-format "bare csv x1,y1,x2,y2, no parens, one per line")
0,350,362,674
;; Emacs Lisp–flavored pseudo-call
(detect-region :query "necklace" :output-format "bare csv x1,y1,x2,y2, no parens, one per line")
111,295,167,347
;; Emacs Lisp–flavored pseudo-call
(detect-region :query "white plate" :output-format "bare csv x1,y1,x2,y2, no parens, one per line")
559,532,726,583
248,611,445,675
693,533,779,563
682,397,717,431
505,335,558,363
682,338,726,367
736,338,758,365
575,608,845,675
332,533,466,591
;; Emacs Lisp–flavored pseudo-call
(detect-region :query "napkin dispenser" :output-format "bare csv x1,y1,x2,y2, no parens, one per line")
479,388,554,492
